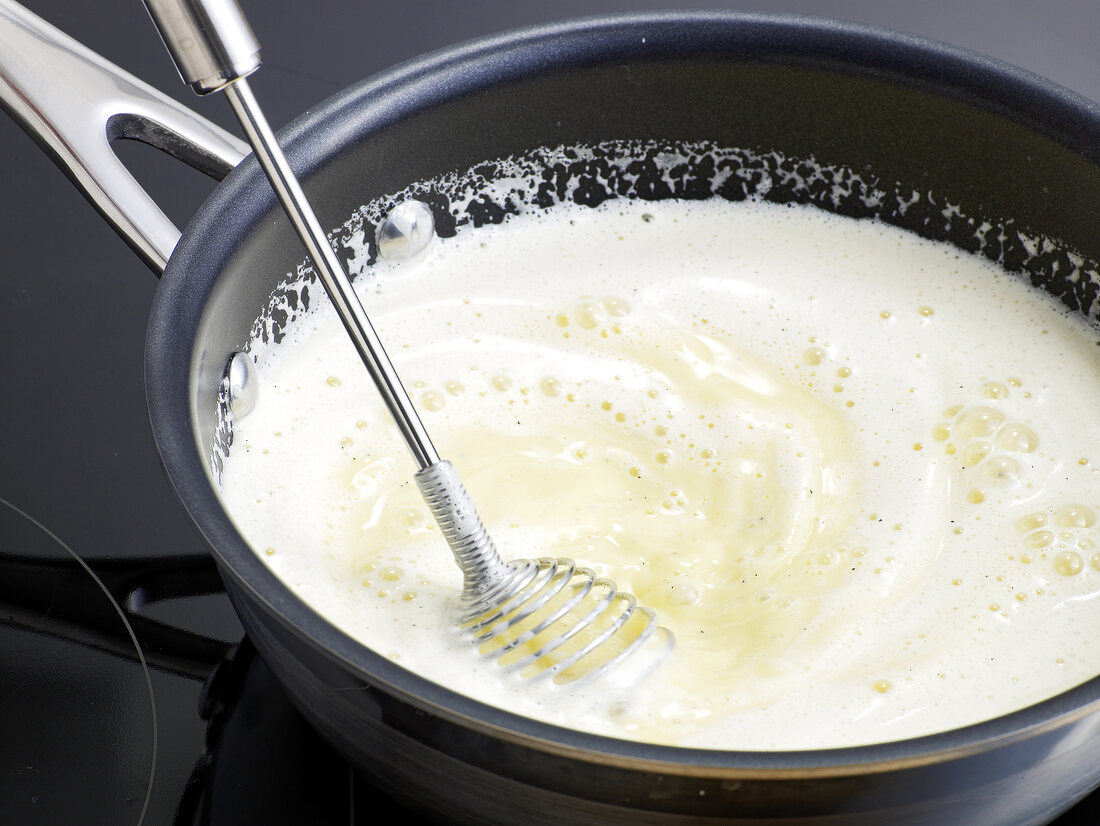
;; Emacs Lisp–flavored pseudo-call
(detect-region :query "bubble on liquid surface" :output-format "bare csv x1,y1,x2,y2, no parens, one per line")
1053,552,1083,577
1053,506,1096,529
960,441,992,466
981,456,1020,486
803,347,825,366
955,407,1005,440
995,423,1038,454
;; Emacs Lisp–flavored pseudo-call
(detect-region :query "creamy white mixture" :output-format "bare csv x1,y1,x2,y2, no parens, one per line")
219,198,1100,750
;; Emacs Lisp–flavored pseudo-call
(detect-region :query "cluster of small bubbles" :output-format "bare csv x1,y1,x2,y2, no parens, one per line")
360,559,379,587
937,399,1040,503
829,364,854,395
661,493,687,514
554,296,631,333
1016,505,1098,577
800,542,866,574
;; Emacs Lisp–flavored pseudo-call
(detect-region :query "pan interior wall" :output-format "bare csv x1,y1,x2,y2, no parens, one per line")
190,56,1100,483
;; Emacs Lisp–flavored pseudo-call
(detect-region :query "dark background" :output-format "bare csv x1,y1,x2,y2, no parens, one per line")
0,1,1097,824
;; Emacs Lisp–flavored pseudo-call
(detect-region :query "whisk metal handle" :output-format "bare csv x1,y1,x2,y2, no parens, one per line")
144,0,440,471
142,0,260,94
147,2,511,588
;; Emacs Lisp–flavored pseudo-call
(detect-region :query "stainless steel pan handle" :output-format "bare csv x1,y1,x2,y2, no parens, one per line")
0,0,248,274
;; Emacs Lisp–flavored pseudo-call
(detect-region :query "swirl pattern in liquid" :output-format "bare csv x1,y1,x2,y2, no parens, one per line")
220,198,1100,749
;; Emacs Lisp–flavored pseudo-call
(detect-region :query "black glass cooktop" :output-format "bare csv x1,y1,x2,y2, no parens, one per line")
1,1,1097,823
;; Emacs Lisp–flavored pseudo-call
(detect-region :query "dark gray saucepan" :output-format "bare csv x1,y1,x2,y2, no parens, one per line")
3,4,1100,824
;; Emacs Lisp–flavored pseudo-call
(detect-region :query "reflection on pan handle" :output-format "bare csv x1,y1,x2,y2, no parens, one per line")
0,0,248,274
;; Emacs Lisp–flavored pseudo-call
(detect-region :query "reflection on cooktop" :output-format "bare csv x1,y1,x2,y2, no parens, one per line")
0,501,157,825
0,500,427,825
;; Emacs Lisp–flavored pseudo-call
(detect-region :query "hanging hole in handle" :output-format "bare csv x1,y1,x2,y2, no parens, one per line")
105,111,245,250
111,134,231,233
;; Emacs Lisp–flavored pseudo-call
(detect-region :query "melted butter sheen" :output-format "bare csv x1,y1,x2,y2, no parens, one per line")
220,199,1100,750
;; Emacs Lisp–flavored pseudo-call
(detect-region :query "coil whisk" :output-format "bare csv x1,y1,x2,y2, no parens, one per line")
416,461,673,683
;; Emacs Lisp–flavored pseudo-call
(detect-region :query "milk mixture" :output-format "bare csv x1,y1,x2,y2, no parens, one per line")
220,197,1100,750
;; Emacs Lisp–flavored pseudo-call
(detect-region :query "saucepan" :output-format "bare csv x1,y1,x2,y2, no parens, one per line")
3,2,1100,823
